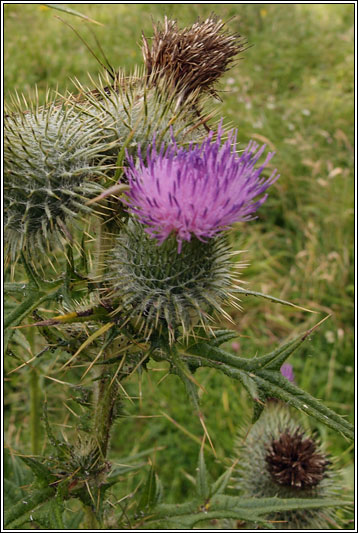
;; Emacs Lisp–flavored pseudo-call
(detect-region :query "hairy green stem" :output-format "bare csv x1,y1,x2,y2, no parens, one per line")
92,368,120,458
93,215,116,281
27,324,41,456
90,215,121,458
30,369,41,455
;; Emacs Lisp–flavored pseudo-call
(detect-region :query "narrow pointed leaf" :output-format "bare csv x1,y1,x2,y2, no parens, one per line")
253,369,354,439
207,329,240,347
32,498,65,530
196,449,210,499
210,463,237,496
146,495,349,529
138,465,158,512
234,287,316,313
19,457,55,486
185,341,252,371
4,487,55,527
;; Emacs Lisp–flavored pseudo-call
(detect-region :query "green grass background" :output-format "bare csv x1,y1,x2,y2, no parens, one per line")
4,1,354,519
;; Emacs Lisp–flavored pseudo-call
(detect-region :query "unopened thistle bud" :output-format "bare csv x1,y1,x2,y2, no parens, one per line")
233,402,340,529
4,100,111,258
72,71,206,161
106,221,241,342
142,16,247,100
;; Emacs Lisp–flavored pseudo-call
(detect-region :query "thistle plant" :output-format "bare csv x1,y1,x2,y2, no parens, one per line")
4,11,352,531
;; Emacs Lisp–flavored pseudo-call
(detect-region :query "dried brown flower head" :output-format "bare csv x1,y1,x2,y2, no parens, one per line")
142,16,247,99
265,429,330,489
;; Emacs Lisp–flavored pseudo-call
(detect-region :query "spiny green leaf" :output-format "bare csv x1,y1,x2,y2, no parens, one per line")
4,282,29,294
4,478,23,507
30,497,65,530
138,465,160,512
4,278,62,352
253,369,354,440
252,390,266,423
182,320,353,439
251,316,331,372
108,447,165,478
4,487,55,527
43,402,71,458
248,335,301,371
145,495,349,529
196,449,210,499
192,328,239,347
63,508,84,529
234,287,316,313
210,463,236,497
19,456,55,487
184,341,252,371
169,346,201,411
233,368,259,401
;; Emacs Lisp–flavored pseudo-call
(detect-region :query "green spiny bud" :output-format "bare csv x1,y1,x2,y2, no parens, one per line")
72,69,208,159
232,402,341,529
4,99,112,259
105,221,241,342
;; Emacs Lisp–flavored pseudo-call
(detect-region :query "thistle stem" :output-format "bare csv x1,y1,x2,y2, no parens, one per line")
92,367,120,459
93,212,116,281
28,325,41,456
30,368,41,455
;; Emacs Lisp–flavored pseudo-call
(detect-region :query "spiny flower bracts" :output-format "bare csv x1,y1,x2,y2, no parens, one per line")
4,100,112,258
106,221,243,342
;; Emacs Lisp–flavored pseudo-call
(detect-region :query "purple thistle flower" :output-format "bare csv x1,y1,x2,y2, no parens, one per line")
124,125,279,252
280,363,295,383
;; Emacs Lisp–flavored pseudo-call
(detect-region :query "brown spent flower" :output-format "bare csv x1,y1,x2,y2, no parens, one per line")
265,429,330,489
142,16,247,99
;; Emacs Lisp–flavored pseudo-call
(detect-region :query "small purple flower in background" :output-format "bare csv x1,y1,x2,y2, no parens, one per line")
231,341,240,353
280,363,295,383
124,125,279,252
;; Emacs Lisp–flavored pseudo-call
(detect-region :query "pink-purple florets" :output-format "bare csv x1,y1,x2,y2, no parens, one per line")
124,127,279,252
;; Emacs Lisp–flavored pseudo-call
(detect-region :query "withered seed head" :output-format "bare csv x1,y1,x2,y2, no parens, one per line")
142,15,247,99
265,429,330,489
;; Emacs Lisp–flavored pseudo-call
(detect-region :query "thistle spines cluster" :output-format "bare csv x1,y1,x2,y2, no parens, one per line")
4,97,114,260
106,221,243,342
70,67,210,161
232,402,340,529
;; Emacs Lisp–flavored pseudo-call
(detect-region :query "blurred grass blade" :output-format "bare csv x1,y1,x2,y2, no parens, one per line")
42,4,103,25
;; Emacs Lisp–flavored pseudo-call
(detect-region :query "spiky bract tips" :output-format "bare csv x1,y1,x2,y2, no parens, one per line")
106,221,240,342
142,16,247,100
4,100,113,259
233,402,340,529
71,69,210,162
